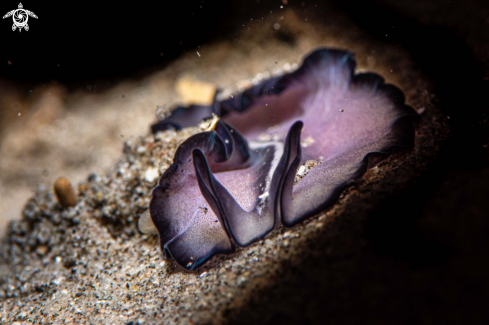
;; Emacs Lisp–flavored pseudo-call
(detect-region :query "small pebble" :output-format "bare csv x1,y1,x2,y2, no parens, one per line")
54,177,77,208
35,245,49,256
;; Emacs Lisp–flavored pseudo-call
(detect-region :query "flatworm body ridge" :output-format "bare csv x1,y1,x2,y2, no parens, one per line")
149,48,418,270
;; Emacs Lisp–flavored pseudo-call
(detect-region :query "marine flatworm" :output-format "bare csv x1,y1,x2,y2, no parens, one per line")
148,48,417,270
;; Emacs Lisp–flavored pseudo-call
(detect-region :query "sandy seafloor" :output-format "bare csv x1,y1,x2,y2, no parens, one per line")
2,2,488,324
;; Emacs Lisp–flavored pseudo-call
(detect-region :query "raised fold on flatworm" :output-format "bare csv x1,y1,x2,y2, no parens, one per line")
149,48,418,270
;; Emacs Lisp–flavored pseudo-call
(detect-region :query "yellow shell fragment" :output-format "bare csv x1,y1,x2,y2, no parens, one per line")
175,75,216,106
198,113,220,132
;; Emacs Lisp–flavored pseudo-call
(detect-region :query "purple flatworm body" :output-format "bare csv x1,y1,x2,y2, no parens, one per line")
149,48,417,270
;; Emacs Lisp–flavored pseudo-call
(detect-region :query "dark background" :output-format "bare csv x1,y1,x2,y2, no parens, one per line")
1,0,284,89
2,0,489,324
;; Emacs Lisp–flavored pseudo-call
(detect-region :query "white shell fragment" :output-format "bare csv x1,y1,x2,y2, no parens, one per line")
144,167,159,183
138,210,158,234
258,191,269,200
